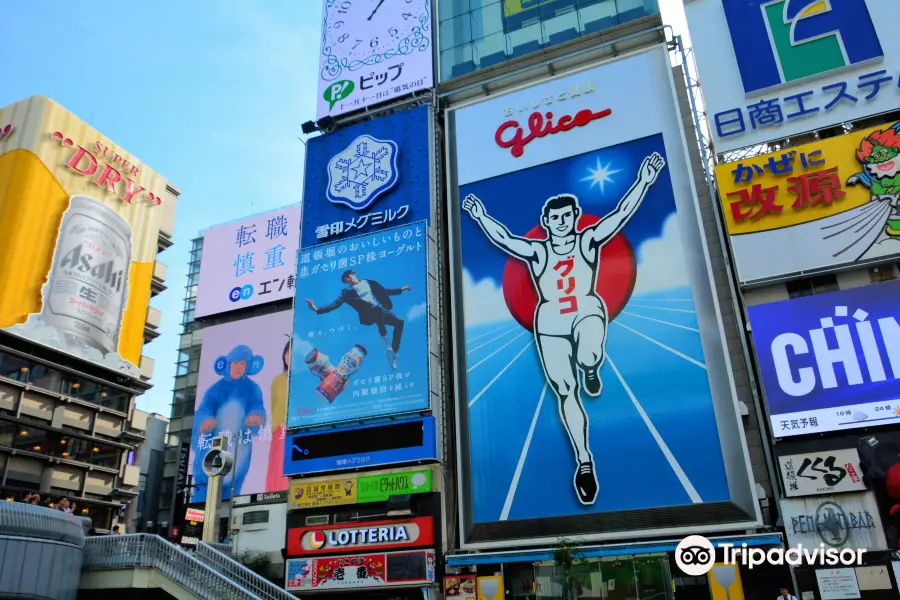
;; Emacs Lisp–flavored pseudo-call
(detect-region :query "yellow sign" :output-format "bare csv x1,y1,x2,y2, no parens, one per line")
713,120,900,283
289,477,357,510
503,0,556,18
477,575,504,600
715,122,900,235
708,563,744,600
0,96,174,376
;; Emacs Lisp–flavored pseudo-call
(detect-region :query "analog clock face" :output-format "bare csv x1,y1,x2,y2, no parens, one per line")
322,0,429,65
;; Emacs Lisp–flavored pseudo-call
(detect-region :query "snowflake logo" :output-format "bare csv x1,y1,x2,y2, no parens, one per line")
326,134,400,211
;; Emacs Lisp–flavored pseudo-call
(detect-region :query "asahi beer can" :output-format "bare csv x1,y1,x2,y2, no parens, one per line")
41,195,132,355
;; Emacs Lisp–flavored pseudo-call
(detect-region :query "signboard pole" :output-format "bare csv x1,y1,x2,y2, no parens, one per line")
673,34,784,505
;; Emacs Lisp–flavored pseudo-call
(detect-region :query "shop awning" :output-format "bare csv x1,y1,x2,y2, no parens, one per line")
446,533,784,566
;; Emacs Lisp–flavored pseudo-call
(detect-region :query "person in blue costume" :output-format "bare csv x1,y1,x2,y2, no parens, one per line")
191,345,266,500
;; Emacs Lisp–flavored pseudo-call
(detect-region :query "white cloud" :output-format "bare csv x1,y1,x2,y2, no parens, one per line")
293,336,313,359
406,303,427,322
632,213,690,294
462,269,513,325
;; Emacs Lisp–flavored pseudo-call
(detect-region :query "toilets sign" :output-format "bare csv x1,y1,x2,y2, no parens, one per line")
748,280,900,437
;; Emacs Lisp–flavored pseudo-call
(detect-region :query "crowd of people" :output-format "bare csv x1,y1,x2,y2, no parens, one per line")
19,491,80,514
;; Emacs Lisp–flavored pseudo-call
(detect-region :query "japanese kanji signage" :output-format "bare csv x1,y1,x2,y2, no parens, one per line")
285,549,436,592
187,309,293,501
780,492,888,550
685,0,896,152
288,516,434,555
0,96,174,379
301,105,431,249
778,449,866,497
747,280,900,437
290,222,430,427
288,467,434,510
714,121,900,285
194,205,301,318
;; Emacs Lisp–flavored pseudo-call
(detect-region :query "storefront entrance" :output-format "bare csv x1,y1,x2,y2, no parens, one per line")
503,553,675,600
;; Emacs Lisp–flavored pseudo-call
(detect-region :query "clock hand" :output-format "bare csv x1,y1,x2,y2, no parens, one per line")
367,0,386,20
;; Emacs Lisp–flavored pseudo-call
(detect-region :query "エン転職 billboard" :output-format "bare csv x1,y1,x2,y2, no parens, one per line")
315,1,432,120
194,205,301,318
187,310,293,502
715,121,900,285
300,105,432,248
289,223,429,427
447,45,757,545
0,96,175,378
684,0,895,153
747,280,900,437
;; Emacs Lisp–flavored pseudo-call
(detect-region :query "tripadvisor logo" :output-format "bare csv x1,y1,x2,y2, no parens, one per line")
675,535,866,576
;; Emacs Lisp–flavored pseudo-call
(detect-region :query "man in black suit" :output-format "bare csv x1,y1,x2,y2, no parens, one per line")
305,269,412,370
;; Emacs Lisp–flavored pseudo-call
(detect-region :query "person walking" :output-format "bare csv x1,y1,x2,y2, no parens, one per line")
777,587,798,600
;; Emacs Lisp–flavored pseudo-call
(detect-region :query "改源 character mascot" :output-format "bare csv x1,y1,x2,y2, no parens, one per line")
191,345,266,497
847,122,900,238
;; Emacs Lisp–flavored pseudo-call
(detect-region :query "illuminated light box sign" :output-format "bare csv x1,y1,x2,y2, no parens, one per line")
283,417,436,476
288,466,434,510
684,0,896,153
286,549,436,592
748,280,900,437
714,121,900,285
287,516,434,555
194,205,302,318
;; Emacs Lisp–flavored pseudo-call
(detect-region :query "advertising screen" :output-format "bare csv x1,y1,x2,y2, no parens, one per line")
448,46,756,544
194,205,301,318
288,466,434,510
747,280,900,437
315,0,433,120
0,96,173,378
684,0,896,153
715,120,900,285
187,310,293,502
286,550,436,592
289,222,429,427
300,105,431,249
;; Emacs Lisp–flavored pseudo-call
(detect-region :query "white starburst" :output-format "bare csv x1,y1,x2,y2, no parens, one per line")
581,159,621,193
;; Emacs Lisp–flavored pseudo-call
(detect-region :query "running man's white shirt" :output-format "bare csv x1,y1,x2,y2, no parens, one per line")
352,281,379,307
462,152,666,506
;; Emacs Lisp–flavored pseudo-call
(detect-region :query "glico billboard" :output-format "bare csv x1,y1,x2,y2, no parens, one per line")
445,45,759,547
715,120,900,285
0,96,175,377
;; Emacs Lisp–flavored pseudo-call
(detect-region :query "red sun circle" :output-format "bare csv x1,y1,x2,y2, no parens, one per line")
501,214,637,332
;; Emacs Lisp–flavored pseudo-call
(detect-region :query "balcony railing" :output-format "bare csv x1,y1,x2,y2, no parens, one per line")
82,534,265,600
0,501,87,546
196,542,296,600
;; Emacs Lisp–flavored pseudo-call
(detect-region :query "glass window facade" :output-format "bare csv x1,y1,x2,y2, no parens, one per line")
0,418,123,469
439,0,660,80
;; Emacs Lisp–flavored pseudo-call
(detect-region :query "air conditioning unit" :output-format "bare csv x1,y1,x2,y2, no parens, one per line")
305,515,329,527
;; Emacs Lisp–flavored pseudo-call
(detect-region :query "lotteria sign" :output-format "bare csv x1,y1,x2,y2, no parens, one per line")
288,517,434,556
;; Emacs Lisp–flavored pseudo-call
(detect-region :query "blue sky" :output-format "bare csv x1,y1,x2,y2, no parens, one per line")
0,2,322,415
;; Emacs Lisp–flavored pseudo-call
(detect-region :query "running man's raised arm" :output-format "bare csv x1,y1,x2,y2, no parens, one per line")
462,194,539,260
584,153,666,247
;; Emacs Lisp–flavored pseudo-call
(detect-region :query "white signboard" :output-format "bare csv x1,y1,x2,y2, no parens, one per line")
684,0,898,153
779,449,866,497
816,568,860,600
315,0,433,120
780,492,888,551
854,566,892,591
194,205,301,318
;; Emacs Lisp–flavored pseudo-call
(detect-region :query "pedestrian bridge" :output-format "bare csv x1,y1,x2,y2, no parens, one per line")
0,501,297,600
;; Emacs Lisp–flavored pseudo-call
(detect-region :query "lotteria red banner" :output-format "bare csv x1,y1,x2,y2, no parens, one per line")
288,516,434,556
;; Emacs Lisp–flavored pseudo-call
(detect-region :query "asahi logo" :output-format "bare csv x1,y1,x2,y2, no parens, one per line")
59,239,126,294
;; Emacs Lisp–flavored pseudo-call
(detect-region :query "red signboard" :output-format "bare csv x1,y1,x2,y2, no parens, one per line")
288,516,434,556
285,550,436,592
